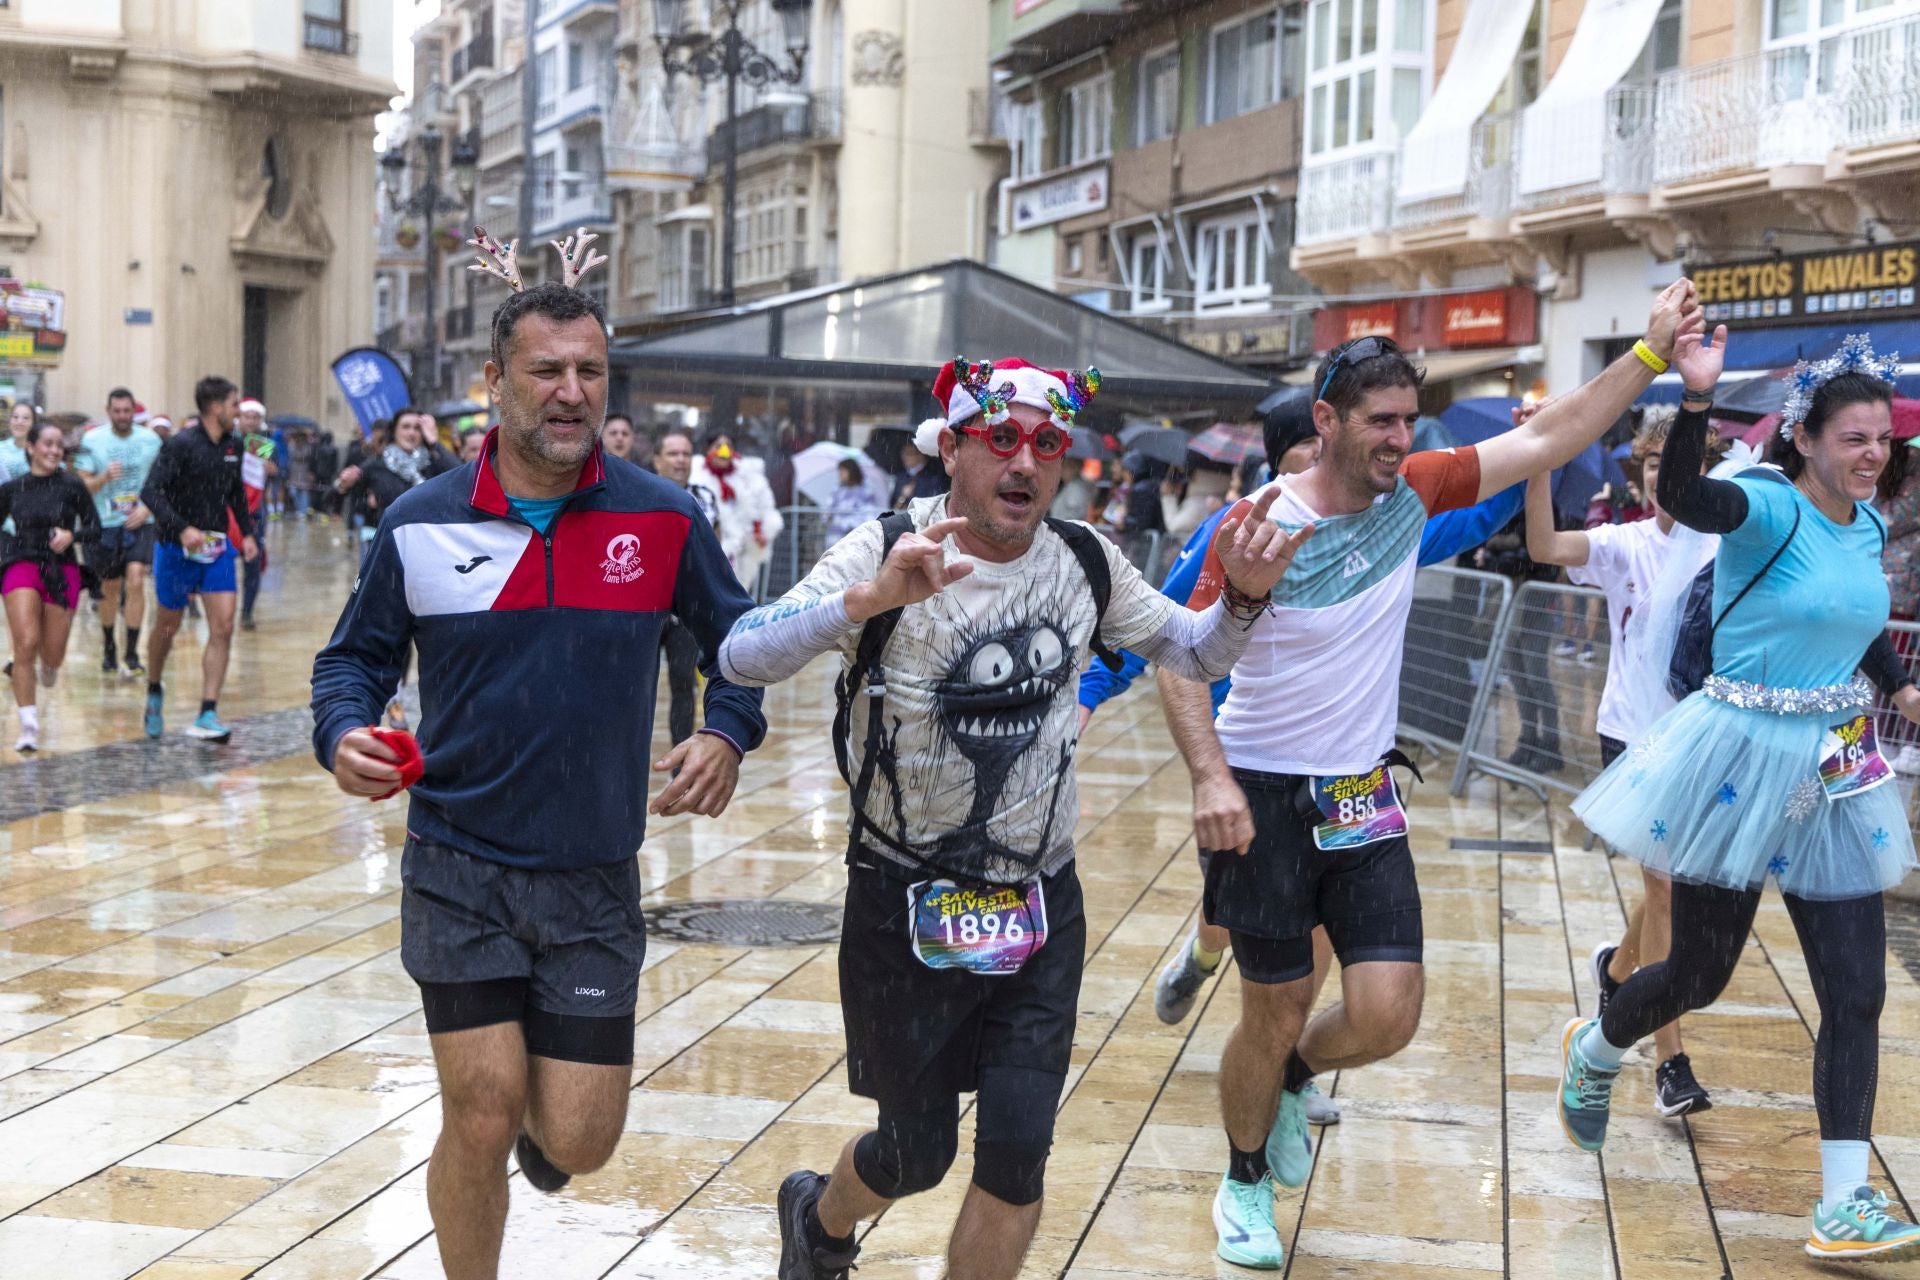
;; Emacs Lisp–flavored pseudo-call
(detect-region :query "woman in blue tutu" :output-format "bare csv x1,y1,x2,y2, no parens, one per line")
1556,322,1920,1261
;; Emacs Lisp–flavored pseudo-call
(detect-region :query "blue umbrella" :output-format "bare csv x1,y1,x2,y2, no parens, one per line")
1553,441,1630,522
1437,396,1521,445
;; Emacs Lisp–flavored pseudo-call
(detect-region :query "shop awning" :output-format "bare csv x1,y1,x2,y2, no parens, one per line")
610,258,1277,411
1397,0,1535,203
1635,320,1920,404
1518,0,1667,196
1414,347,1528,384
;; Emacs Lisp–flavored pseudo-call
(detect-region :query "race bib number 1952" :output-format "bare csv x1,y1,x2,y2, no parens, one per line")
908,879,1047,976
1308,765,1409,852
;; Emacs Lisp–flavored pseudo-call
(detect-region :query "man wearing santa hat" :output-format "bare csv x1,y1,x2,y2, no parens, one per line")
690,432,784,591
718,355,1314,1280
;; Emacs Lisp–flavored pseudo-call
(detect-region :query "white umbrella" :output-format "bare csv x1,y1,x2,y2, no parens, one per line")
793,441,889,507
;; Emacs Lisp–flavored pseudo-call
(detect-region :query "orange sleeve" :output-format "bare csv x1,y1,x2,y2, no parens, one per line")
1400,445,1481,516
1185,497,1253,609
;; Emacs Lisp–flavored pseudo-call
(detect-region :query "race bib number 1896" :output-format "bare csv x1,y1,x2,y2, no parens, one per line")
908,879,1047,976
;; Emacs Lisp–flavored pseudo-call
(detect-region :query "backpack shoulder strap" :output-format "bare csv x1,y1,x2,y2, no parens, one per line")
833,510,917,790
1045,517,1122,672
1710,503,1800,637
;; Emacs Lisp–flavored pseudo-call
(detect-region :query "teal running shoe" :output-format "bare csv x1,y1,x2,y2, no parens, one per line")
1212,1172,1283,1269
1302,1080,1341,1126
1557,1017,1619,1152
143,687,163,740
1807,1186,1920,1261
1265,1085,1313,1188
185,709,232,743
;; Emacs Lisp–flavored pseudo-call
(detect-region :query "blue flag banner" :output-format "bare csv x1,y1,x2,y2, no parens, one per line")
331,347,414,438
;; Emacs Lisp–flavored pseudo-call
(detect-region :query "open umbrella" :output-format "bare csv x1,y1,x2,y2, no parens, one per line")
1256,385,1309,416
1412,415,1455,453
269,414,319,431
1707,372,1790,423
1187,421,1263,466
791,441,890,508
1553,442,1630,522
1437,396,1521,445
434,399,487,420
1065,429,1114,461
1123,426,1192,467
1742,397,1920,447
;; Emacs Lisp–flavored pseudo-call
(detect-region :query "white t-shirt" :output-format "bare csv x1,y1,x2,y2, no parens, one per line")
1567,516,1717,743
781,495,1178,882
1200,449,1483,776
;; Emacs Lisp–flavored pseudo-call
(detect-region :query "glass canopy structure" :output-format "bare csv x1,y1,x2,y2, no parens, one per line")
610,259,1277,422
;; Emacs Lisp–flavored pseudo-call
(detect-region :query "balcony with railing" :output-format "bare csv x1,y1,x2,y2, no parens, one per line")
444,305,476,342
1391,111,1519,236
1296,150,1395,247
608,80,703,192
452,32,495,86
303,15,358,55
534,180,614,237
1653,45,1841,188
706,95,838,169
1509,82,1658,216
549,63,618,133
969,85,1011,145
1836,9,1920,154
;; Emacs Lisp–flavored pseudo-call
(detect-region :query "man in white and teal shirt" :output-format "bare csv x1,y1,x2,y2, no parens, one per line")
76,387,162,675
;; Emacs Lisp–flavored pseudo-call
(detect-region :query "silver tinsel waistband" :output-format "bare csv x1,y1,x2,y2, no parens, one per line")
1701,674,1874,715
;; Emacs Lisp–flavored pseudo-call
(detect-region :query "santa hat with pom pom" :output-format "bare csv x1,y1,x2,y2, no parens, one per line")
914,355,1101,456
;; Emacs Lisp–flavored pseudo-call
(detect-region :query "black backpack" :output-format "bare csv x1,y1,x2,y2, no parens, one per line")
1666,507,1800,700
832,512,1123,860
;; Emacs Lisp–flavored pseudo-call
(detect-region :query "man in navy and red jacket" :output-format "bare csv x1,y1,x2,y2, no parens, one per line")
311,281,764,1279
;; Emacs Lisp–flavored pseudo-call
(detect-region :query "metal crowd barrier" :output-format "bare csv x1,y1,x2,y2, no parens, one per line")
1870,618,1920,828
1449,580,1613,799
1398,566,1515,760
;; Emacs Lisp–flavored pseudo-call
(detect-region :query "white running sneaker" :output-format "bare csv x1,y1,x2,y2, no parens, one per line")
1302,1080,1341,1126
15,723,37,753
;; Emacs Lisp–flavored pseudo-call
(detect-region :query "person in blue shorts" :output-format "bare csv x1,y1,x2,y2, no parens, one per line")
1076,392,1523,1129
139,375,257,742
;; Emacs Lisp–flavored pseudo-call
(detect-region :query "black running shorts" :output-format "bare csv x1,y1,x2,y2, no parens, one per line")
400,836,646,1065
839,858,1086,1112
1203,766,1424,985
89,525,156,581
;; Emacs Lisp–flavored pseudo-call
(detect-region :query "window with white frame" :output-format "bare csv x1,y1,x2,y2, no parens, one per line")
660,223,710,312
1128,229,1171,313
1012,99,1047,179
1305,0,1427,157
1207,8,1305,124
1625,0,1684,82
1137,45,1179,144
1059,74,1112,165
1193,207,1270,312
1766,0,1916,99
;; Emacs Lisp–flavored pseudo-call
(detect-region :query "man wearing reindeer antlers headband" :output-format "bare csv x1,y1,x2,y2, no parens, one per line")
716,355,1315,1280
312,228,766,1280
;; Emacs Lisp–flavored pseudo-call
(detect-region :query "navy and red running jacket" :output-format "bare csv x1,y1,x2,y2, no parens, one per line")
311,431,766,870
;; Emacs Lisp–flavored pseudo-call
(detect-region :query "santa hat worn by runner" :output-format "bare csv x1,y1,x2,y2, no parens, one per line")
912,356,1101,456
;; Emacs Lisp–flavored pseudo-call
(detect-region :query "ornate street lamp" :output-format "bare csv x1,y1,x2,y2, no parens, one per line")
653,0,812,306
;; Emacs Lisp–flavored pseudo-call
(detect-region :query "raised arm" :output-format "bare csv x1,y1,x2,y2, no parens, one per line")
1473,279,1702,498
1654,323,1750,534
1523,472,1589,567
717,518,910,687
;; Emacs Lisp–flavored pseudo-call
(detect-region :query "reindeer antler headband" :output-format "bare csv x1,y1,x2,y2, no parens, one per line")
466,225,609,292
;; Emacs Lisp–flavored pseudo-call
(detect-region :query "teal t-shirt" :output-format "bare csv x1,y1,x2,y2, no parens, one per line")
1711,469,1889,689
0,439,27,482
75,425,164,527
508,493,570,535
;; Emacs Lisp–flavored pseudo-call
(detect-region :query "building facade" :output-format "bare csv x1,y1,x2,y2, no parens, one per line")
0,0,394,425
988,0,1320,374
1293,0,1920,406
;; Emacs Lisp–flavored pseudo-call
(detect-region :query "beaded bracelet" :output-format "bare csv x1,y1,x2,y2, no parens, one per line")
1222,580,1272,622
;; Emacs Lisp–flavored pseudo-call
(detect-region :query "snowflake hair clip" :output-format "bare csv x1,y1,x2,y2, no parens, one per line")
1044,367,1102,429
1779,332,1902,440
952,356,1016,425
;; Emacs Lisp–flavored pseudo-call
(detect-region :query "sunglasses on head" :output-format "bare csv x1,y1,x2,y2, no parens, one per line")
959,418,1071,461
1317,336,1398,402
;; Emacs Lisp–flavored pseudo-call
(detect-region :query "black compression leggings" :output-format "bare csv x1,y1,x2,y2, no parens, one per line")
1600,880,1886,1140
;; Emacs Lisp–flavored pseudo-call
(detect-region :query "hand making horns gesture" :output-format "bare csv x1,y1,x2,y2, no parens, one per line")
1210,485,1315,601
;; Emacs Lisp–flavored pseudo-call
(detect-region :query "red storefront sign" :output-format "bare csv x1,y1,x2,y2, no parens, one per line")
1442,289,1513,347
1312,286,1536,354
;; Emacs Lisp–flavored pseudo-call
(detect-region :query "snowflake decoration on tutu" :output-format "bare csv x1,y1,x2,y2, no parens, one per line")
1784,775,1824,823
1874,827,1892,850
1767,854,1791,877
1779,333,1901,440
1716,782,1738,806
1650,820,1669,842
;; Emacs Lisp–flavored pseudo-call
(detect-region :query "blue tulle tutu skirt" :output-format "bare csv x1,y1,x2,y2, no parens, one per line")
1572,691,1916,901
